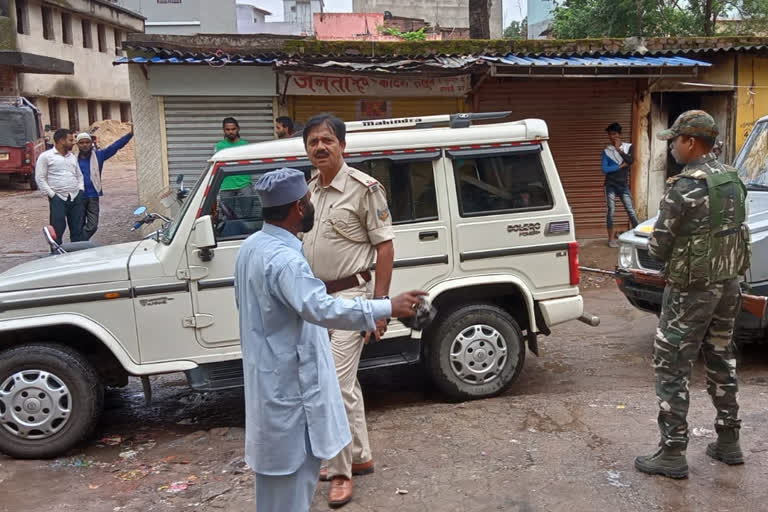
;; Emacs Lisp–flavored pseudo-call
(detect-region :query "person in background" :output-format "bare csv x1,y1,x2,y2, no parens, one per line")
234,167,424,512
75,127,133,240
603,122,640,247
214,117,251,219
275,116,296,139
35,129,85,245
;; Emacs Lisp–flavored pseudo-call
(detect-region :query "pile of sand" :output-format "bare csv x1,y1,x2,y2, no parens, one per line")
87,120,135,164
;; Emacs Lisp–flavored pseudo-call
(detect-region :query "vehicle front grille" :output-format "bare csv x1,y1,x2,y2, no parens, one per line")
636,248,663,271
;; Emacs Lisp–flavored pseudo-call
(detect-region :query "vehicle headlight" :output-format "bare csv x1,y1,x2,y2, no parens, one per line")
619,243,633,269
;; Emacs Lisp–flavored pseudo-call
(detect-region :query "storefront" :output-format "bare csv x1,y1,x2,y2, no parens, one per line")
474,77,638,236
279,72,469,124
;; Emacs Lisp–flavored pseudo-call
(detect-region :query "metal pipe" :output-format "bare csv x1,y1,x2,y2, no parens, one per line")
578,313,601,327
579,266,615,275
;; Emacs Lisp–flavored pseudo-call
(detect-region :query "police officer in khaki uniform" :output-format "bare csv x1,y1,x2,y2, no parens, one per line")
301,113,395,508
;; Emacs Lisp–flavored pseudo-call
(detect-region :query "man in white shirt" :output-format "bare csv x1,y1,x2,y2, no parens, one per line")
35,129,85,244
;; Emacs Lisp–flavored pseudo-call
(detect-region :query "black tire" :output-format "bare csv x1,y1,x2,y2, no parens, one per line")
0,344,103,459
28,175,38,191
426,304,525,401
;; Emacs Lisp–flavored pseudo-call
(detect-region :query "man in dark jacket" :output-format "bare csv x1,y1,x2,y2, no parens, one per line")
75,127,133,240
602,122,640,247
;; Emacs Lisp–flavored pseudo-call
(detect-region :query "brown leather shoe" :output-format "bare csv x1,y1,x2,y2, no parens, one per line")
328,476,353,508
319,459,374,481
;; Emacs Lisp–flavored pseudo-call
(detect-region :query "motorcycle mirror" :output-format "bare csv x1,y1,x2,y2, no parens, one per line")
176,174,184,185
133,206,147,216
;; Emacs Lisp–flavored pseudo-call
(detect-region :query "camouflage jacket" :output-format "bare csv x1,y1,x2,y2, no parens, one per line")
649,154,750,288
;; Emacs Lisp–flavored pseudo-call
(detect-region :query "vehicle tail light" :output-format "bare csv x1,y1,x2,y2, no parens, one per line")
24,142,33,164
568,241,580,286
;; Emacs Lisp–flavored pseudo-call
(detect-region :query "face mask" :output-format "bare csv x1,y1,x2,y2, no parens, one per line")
670,145,684,164
300,200,315,233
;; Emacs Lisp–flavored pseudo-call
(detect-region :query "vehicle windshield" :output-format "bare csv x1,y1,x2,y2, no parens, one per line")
0,106,37,147
735,120,768,190
161,169,209,244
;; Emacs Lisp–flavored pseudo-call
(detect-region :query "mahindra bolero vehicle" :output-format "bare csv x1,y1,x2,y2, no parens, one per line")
0,113,597,458
616,115,768,343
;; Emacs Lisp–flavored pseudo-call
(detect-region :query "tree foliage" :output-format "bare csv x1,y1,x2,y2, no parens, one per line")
551,0,768,38
504,17,529,39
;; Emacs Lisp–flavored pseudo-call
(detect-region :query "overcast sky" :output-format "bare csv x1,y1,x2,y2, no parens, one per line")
260,0,526,27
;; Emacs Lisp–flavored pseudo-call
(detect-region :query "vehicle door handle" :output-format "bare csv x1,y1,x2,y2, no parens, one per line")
419,231,439,241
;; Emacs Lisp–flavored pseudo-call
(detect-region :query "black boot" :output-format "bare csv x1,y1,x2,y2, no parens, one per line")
635,445,688,479
706,427,744,465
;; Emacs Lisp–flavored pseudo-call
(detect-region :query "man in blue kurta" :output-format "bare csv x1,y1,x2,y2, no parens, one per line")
75,128,133,240
234,168,424,511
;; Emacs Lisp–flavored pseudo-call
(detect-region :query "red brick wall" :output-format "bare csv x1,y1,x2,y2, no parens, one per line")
0,66,18,96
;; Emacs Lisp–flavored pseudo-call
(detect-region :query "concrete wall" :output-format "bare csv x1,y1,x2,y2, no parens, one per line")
128,64,166,216
352,0,503,37
120,0,237,34
17,1,137,101
313,13,443,40
15,0,140,128
283,0,322,34
146,66,276,96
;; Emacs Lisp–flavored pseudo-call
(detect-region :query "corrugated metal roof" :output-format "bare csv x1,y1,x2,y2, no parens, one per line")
114,52,710,70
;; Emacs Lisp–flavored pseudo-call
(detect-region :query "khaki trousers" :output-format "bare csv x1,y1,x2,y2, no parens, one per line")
326,285,372,479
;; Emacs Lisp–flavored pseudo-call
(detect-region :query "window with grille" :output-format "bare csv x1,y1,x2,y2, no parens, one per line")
16,0,29,34
113,29,123,56
97,24,106,52
82,19,92,48
61,12,72,44
41,6,54,40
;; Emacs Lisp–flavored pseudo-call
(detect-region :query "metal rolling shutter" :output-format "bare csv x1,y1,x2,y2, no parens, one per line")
293,96,462,124
476,79,635,237
163,96,274,185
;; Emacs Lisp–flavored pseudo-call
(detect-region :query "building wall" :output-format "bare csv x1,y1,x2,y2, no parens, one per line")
128,64,166,216
0,66,19,95
283,0,322,34
14,0,142,129
119,0,237,34
352,0,502,37
146,66,276,96
313,13,443,40
736,55,768,152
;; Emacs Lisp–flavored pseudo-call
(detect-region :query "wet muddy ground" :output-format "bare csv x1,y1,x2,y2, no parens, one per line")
1,168,767,511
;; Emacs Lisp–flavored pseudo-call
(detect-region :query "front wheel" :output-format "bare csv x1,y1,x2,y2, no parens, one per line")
0,344,104,459
426,304,526,401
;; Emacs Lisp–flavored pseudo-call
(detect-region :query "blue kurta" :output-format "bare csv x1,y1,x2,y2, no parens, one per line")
234,223,390,476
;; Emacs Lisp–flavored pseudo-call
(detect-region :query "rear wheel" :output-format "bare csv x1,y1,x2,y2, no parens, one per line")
0,344,103,459
28,176,38,191
426,304,525,401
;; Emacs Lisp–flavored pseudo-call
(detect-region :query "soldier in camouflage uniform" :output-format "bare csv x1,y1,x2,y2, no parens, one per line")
635,110,750,479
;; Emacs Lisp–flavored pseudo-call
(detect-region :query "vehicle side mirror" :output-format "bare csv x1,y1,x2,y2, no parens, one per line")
191,215,217,262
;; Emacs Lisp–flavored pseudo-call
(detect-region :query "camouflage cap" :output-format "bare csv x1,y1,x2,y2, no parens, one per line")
657,110,719,141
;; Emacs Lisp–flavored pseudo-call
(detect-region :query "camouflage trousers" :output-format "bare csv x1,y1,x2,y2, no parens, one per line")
654,278,742,450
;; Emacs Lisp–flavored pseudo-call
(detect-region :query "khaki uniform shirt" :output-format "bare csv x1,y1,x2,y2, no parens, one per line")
303,162,395,283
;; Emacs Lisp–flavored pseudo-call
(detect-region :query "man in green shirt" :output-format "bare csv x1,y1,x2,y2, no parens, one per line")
215,117,252,219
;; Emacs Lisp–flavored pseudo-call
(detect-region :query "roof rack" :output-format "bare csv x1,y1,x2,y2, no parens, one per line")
0,96,39,112
345,111,512,133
